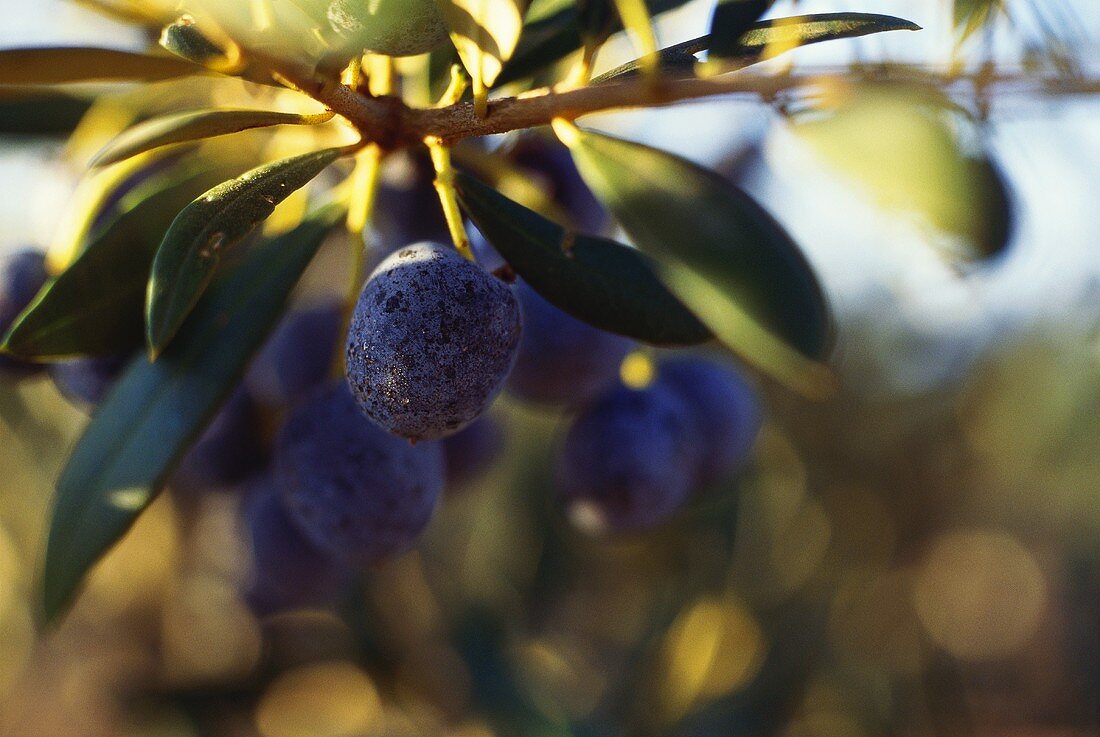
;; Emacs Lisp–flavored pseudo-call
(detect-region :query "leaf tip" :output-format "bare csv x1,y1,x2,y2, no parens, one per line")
144,315,170,361
39,566,76,630
144,287,180,361
551,118,581,148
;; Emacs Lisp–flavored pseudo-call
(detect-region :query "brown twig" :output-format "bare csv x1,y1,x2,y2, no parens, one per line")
276,61,1100,150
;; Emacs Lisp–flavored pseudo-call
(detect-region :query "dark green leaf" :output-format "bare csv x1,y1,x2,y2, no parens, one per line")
2,167,223,359
92,108,334,168
968,155,1015,260
726,13,921,63
145,147,344,356
0,47,203,85
41,204,344,623
436,0,529,92
590,36,705,84
453,170,711,346
498,0,695,84
0,91,93,136
593,13,920,83
561,126,834,397
575,0,618,46
708,0,772,58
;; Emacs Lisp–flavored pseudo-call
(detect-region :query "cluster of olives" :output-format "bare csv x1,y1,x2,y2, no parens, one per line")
0,138,761,617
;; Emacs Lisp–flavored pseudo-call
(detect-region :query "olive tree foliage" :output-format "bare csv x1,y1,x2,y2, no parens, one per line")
0,0,1048,620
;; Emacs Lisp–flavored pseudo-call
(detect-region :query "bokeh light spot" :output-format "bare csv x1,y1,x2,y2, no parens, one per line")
255,661,382,737
913,529,1047,661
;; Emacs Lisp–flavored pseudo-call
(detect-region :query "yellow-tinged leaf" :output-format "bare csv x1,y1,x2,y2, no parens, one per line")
436,0,528,92
0,47,204,86
662,268,835,399
793,83,1012,260
91,108,335,168
47,151,171,274
611,0,659,70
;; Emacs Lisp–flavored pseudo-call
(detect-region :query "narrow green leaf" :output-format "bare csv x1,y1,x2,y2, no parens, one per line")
0,91,93,136
145,147,344,356
968,155,1015,260
0,47,204,85
46,152,184,276
708,0,772,58
2,167,223,359
590,36,705,84
499,0,694,84
575,0,618,46
453,170,711,346
436,0,529,92
726,13,920,64
954,0,1002,42
560,126,834,397
41,204,344,624
593,13,921,83
92,108,334,168
793,84,1012,262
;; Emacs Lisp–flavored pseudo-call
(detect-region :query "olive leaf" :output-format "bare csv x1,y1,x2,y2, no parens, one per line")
453,170,711,346
589,36,705,84
1,167,225,359
145,146,345,356
729,12,920,62
436,0,529,95
499,0,694,84
707,0,773,58
41,204,344,624
46,153,184,275
575,0,619,47
954,0,1003,42
0,91,93,136
592,13,921,84
91,108,335,168
0,47,203,85
793,83,1013,261
559,125,835,397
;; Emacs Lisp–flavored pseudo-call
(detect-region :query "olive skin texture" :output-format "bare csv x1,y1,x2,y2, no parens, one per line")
441,414,505,492
346,241,522,441
507,280,633,407
48,354,129,410
0,249,48,378
242,478,351,616
327,0,450,56
246,301,343,409
555,383,700,534
657,356,762,484
276,382,445,564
